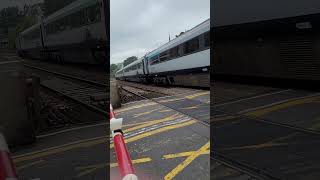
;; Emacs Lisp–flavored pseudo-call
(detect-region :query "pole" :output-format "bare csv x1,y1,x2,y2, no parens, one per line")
0,133,18,180
110,104,138,180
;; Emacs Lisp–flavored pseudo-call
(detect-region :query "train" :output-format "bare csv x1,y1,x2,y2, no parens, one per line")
213,0,320,81
16,0,107,65
115,19,210,88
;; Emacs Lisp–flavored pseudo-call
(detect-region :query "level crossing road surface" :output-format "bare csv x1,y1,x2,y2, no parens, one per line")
213,81,320,180
110,89,210,180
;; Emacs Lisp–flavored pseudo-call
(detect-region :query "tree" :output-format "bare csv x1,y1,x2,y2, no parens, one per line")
123,56,138,67
110,64,120,77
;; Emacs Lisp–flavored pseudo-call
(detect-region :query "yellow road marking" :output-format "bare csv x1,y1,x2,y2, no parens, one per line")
121,113,181,128
13,115,195,164
76,158,152,177
13,136,107,164
159,97,185,103
122,113,183,133
133,107,163,118
222,142,290,151
111,157,152,168
116,91,209,113
211,116,236,122
246,96,319,117
222,133,298,151
16,160,45,171
164,142,210,180
180,105,200,110
116,102,157,113
212,95,320,123
77,149,210,177
159,109,171,113
185,92,209,99
110,120,197,149
112,113,183,137
163,150,210,159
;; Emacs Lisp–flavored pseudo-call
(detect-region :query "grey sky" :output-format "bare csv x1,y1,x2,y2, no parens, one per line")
110,0,210,64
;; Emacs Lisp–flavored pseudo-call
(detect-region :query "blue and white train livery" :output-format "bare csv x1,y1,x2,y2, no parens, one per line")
115,19,210,87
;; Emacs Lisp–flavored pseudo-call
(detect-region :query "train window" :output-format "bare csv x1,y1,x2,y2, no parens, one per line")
204,32,210,48
159,51,169,62
149,55,159,66
185,37,199,54
170,46,179,58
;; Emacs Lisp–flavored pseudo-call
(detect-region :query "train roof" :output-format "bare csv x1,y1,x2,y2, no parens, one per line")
122,57,143,70
116,57,144,73
213,0,320,27
146,18,210,58
44,0,99,25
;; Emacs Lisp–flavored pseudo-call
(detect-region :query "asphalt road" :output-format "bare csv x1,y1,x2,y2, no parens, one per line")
12,121,108,180
213,81,320,180
110,89,210,180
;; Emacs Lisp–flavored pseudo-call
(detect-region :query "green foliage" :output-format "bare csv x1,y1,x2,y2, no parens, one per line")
123,56,138,67
110,63,121,77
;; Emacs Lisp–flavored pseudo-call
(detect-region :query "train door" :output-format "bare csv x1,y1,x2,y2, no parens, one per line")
143,56,149,75
40,22,45,49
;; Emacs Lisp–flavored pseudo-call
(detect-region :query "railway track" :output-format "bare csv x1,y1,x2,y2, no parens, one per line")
24,64,108,118
120,84,209,126
118,80,201,96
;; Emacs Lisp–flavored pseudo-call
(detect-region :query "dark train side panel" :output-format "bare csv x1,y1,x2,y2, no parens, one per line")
214,12,320,81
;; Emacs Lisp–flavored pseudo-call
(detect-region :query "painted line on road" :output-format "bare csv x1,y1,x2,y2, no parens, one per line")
16,160,45,171
164,141,210,180
76,157,152,177
78,148,210,177
110,120,197,148
116,91,210,114
213,89,292,108
13,136,106,163
163,150,210,159
13,116,195,164
133,107,164,118
36,122,107,139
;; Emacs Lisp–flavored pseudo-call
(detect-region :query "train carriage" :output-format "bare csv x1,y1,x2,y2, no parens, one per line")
116,19,210,88
146,19,210,87
17,0,107,65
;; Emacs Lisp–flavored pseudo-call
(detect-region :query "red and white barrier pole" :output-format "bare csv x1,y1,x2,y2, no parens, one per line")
0,133,18,180
110,104,138,180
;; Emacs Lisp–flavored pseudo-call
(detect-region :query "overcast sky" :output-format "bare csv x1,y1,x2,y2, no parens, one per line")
110,0,210,64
